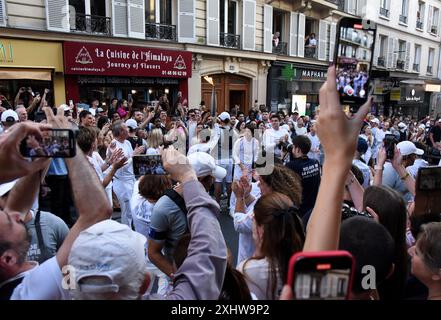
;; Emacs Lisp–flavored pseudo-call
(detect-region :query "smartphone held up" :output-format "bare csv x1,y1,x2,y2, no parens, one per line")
20,129,76,158
334,18,376,110
133,155,167,177
287,251,355,300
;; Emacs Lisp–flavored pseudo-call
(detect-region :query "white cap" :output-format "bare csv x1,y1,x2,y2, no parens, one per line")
398,122,407,128
187,152,227,180
218,112,230,122
0,179,17,197
97,107,104,113
68,220,147,294
438,119,441,123
397,141,424,156
370,118,380,125
1,109,19,122
125,119,138,129
418,124,426,130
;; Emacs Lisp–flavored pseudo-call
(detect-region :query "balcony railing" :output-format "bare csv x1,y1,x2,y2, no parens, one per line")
380,7,389,17
416,20,424,29
413,63,420,72
145,23,177,41
70,13,111,35
377,56,385,67
220,33,240,49
326,0,345,11
305,46,317,59
427,66,433,74
431,25,438,34
399,15,408,24
273,42,288,55
396,60,405,70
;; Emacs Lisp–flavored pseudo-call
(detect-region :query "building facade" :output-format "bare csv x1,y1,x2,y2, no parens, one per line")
0,0,440,117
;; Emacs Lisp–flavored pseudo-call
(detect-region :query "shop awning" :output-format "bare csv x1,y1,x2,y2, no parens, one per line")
0,69,52,81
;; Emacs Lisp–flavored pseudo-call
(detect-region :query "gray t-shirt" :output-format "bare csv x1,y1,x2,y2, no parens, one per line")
26,210,69,264
382,162,413,202
148,194,187,260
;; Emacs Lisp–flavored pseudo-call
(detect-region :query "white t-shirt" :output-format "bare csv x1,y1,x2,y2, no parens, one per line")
131,180,155,242
307,133,320,161
232,137,260,165
188,143,212,155
108,139,134,181
295,126,307,136
262,127,291,150
11,256,70,300
237,258,283,300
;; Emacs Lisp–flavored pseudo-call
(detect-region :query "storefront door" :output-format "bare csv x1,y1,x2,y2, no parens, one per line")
201,74,250,114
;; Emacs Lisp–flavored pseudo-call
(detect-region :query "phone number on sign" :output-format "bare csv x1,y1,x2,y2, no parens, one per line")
170,304,270,317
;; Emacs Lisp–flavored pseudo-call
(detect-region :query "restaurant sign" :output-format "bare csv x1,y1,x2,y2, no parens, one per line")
64,42,192,78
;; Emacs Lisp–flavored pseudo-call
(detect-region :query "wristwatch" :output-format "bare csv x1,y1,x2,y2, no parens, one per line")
374,165,384,171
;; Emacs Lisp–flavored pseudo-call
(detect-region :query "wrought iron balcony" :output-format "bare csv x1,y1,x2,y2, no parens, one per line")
220,33,240,49
305,46,317,59
70,13,111,35
325,0,345,11
396,60,405,70
273,42,288,55
377,56,385,67
380,7,389,17
145,23,177,41
427,66,433,74
413,63,420,72
399,15,408,24
416,20,424,29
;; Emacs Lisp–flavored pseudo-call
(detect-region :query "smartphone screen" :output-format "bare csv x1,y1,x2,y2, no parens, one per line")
20,129,76,158
132,155,166,176
384,134,398,160
417,167,441,191
335,18,376,107
288,251,354,300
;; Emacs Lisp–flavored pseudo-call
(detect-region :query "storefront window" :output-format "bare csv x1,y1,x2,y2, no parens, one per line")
0,79,53,108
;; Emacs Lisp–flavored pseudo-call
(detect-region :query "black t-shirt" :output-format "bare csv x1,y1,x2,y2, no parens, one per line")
127,136,143,150
286,157,321,217
0,275,25,300
428,125,441,146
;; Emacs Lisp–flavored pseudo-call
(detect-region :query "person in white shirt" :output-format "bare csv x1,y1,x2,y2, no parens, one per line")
232,125,260,181
107,120,144,227
295,117,308,136
406,142,429,179
262,114,291,158
188,127,217,155
76,126,126,206
306,122,320,162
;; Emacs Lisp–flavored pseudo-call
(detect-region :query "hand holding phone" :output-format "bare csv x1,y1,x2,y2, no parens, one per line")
20,129,76,158
383,134,398,160
414,167,441,215
287,251,355,300
334,18,376,109
132,155,167,176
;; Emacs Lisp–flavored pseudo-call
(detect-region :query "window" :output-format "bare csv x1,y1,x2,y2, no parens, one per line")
145,0,172,24
69,0,109,34
417,1,425,29
397,40,406,69
400,0,408,24
380,0,390,17
428,48,434,73
432,8,439,34
378,35,387,66
220,0,238,35
413,45,421,71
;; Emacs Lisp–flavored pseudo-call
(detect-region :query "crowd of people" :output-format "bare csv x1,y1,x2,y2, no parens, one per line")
336,69,369,98
1,65,441,301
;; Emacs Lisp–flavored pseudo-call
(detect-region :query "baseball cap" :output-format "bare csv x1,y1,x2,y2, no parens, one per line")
125,119,138,129
187,152,227,180
0,179,17,197
418,124,426,130
357,137,368,155
370,118,380,125
437,119,441,123
97,107,104,113
218,112,230,122
397,141,424,156
1,109,19,122
68,220,147,294
398,122,407,129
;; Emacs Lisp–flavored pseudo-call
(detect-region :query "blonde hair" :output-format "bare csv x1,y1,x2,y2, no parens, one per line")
147,128,164,149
